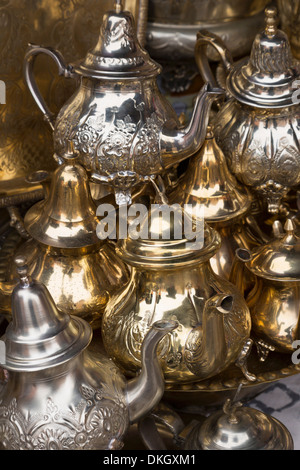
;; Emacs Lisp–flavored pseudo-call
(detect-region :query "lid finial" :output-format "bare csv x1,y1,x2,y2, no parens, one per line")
114,0,123,14
265,6,279,36
15,255,31,287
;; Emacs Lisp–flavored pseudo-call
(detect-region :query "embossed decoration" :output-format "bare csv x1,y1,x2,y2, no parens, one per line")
0,385,127,450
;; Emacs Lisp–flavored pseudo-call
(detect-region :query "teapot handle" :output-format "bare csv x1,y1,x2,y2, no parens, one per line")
194,30,234,90
24,44,76,131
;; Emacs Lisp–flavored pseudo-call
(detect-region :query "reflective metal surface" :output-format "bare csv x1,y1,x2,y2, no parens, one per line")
24,2,223,204
0,147,129,328
231,219,300,354
0,258,177,449
102,206,253,384
196,6,300,214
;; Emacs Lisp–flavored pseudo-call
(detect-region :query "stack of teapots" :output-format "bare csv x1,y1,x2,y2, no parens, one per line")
24,0,223,205
0,256,177,450
0,144,129,329
195,6,300,215
169,125,264,280
102,205,255,384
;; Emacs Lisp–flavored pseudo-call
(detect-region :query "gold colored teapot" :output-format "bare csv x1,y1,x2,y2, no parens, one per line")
0,145,129,329
231,219,300,355
169,125,263,280
102,205,255,384
0,256,177,450
195,6,300,214
24,1,223,205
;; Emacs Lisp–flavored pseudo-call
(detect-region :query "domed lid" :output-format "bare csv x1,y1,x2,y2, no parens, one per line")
227,6,300,108
195,385,294,450
170,126,251,222
116,203,221,269
246,218,300,281
73,0,161,80
24,144,101,249
3,256,92,372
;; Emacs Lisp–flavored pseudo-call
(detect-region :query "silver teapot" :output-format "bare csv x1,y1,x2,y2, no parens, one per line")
24,0,223,205
0,256,177,450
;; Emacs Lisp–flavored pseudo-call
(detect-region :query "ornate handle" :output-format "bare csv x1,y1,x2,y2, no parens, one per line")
24,44,76,131
194,30,234,90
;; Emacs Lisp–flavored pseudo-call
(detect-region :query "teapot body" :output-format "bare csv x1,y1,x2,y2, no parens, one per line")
246,277,300,353
213,100,300,214
0,351,129,450
54,77,179,182
5,238,129,329
102,262,252,384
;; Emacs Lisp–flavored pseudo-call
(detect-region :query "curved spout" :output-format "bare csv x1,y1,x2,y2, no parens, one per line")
184,294,233,378
159,83,224,170
229,247,255,296
126,320,178,424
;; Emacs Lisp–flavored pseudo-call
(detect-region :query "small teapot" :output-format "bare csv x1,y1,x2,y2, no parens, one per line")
169,125,263,280
0,144,129,329
195,6,300,214
230,219,300,355
24,1,223,205
0,256,177,450
102,205,255,384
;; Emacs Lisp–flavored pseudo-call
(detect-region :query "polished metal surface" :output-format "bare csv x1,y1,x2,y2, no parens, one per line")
169,125,261,280
196,6,300,214
0,259,177,449
24,2,223,204
102,206,253,384
0,147,129,328
231,219,300,353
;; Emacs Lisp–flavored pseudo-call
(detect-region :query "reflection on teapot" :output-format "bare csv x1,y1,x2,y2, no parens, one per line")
0,256,177,450
24,1,223,205
195,6,300,214
230,219,300,356
0,144,129,329
102,205,255,384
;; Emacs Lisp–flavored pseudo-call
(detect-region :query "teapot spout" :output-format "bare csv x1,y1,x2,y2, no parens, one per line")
126,320,178,424
159,83,224,170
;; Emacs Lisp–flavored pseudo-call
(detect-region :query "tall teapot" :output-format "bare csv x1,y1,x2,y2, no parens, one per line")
195,6,300,214
101,205,255,384
0,145,129,329
24,0,223,205
0,256,177,450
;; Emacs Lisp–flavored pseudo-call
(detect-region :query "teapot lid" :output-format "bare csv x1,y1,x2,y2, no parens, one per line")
227,6,300,108
116,203,221,269
246,218,300,281
73,1,161,80
24,144,101,249
3,256,92,372
170,126,251,223
196,394,293,450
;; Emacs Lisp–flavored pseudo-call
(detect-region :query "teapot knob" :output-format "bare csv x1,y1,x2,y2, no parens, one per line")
114,0,123,14
14,255,31,287
265,6,279,35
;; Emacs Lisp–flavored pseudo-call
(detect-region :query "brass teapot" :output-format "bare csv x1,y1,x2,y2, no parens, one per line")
24,1,223,205
169,125,263,280
102,205,255,384
0,256,177,450
231,219,300,355
195,6,300,214
0,145,129,329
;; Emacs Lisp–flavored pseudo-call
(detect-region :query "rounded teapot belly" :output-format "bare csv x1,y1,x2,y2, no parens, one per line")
0,352,129,450
213,100,300,213
246,278,300,353
6,238,129,329
102,264,252,384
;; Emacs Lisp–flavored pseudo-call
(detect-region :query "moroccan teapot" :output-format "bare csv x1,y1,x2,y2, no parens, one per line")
24,0,223,205
0,145,129,329
195,6,300,214
169,125,263,280
101,205,255,384
0,256,177,450
230,219,300,356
